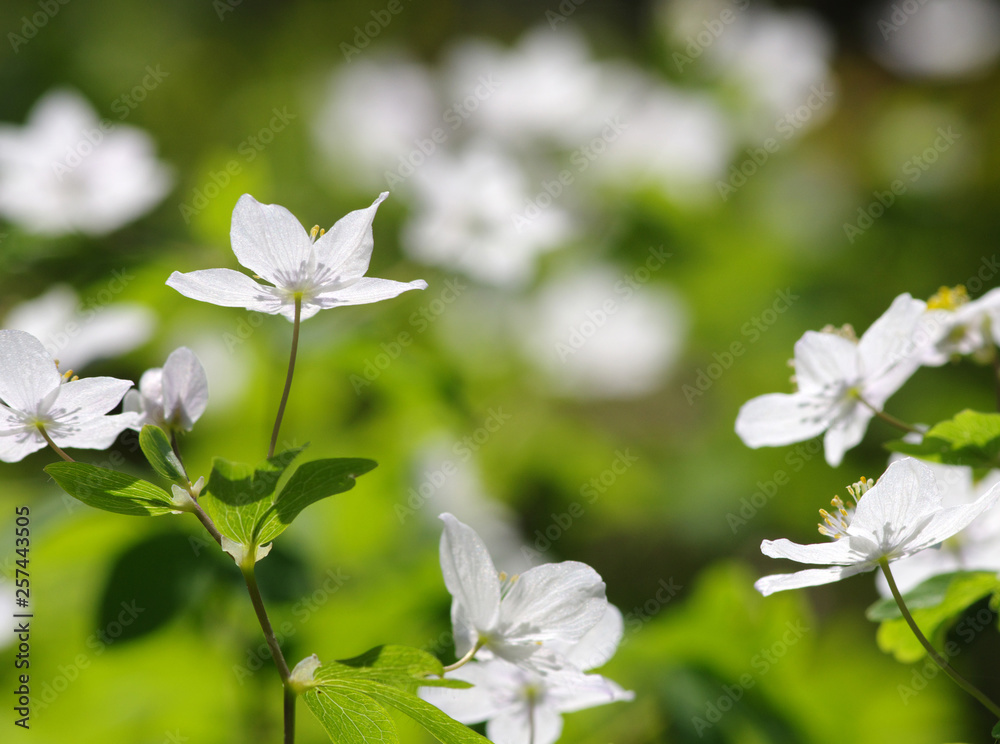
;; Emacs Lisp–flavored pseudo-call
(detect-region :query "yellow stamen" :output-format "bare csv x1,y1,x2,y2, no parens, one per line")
927,285,969,311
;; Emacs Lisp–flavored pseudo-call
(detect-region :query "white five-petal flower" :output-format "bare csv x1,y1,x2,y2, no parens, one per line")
421,606,633,744
123,347,208,433
167,193,426,321
754,457,1000,596
735,293,926,466
438,513,608,671
0,330,138,462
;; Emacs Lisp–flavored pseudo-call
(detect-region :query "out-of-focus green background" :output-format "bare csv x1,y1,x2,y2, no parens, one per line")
1,0,999,741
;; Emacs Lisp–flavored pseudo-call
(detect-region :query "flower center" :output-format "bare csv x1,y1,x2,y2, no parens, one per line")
927,285,969,311
817,476,872,539
820,323,858,342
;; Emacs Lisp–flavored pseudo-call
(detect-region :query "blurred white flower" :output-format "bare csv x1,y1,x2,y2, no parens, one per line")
520,265,687,399
868,0,1000,80
917,286,1000,366
443,27,627,148
402,142,574,286
311,56,441,190
124,347,208,433
411,442,531,571
4,284,154,371
421,606,633,744
589,81,735,202
0,89,172,236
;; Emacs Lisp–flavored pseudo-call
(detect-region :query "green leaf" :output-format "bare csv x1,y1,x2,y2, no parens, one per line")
303,646,485,744
993,719,1000,738
139,425,188,485
303,687,398,744
254,458,377,543
873,571,1000,662
887,409,1000,472
199,447,305,544
45,462,176,517
866,572,967,621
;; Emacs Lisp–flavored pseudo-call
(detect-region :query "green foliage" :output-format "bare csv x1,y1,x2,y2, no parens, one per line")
45,462,177,516
868,571,1000,662
887,410,1000,474
303,645,483,744
139,424,188,485
200,446,376,555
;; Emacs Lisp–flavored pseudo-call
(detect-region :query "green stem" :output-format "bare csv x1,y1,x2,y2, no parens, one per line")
879,559,1000,717
38,426,73,462
242,565,296,742
191,502,223,546
857,397,920,435
268,296,302,459
442,639,484,673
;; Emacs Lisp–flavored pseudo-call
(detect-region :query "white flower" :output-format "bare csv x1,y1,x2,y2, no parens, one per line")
754,458,1000,596
875,460,1000,596
4,284,154,371
401,143,573,287
437,513,607,671
167,193,426,321
519,265,687,399
123,347,208,433
421,606,633,744
916,285,1000,366
0,330,138,462
735,293,926,466
0,88,172,236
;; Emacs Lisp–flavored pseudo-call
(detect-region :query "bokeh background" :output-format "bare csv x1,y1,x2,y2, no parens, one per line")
2,0,1000,741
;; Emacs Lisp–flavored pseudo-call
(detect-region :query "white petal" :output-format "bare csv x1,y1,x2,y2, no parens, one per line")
51,377,133,420
760,537,858,565
314,192,388,282
857,293,925,383
0,429,46,463
793,331,858,395
312,277,428,309
821,403,873,466
166,269,280,313
0,329,61,411
488,704,563,744
161,347,208,430
754,564,872,596
548,670,634,713
418,661,514,724
439,513,501,655
735,392,832,448
906,479,1000,553
498,561,606,649
53,412,141,449
850,459,941,544
229,194,311,284
565,604,624,671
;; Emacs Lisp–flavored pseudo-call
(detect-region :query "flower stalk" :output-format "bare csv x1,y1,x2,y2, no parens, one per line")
269,295,302,459
879,558,1000,718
